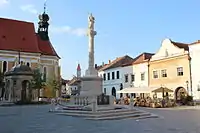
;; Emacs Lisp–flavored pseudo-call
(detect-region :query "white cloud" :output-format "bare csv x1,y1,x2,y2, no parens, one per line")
50,25,87,37
20,4,38,14
0,0,9,7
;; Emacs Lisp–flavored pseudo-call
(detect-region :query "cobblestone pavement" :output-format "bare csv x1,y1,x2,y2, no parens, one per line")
0,105,200,133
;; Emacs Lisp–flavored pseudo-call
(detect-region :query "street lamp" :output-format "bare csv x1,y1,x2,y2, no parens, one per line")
197,83,200,99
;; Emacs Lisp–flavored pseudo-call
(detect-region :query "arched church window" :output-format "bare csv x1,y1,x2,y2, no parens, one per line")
2,61,7,73
43,67,47,82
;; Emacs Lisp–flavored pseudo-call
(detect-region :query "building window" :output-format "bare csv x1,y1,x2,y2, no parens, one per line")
177,67,183,76
111,87,116,97
107,72,110,80
112,72,115,80
2,61,7,73
141,73,145,81
103,73,106,80
153,71,158,78
116,71,120,79
104,88,106,94
13,80,17,86
26,62,30,67
161,69,167,77
125,74,128,83
43,67,47,82
131,74,135,82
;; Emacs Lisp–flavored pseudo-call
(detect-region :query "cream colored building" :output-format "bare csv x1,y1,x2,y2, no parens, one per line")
149,38,191,100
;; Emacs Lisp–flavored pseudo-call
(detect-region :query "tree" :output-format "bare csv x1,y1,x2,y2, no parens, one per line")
46,78,61,97
31,69,45,100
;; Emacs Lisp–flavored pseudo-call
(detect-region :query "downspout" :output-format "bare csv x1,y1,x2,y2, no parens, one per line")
188,53,193,97
147,60,150,87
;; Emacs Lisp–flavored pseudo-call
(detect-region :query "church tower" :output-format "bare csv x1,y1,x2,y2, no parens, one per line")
37,0,50,40
77,63,81,78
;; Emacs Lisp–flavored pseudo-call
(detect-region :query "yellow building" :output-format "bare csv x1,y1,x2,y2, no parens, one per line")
0,11,61,97
149,38,191,101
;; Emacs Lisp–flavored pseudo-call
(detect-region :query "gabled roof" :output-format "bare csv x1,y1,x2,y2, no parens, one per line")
122,52,154,67
171,40,189,51
36,34,59,58
99,55,134,71
68,77,81,86
96,65,106,71
62,79,70,84
190,40,200,45
0,18,40,53
0,17,60,58
133,52,154,64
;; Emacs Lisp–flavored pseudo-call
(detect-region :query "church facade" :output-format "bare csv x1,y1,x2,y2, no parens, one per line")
0,10,61,98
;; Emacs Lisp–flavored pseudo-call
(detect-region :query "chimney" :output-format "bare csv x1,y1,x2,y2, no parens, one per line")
95,64,98,69
109,60,111,64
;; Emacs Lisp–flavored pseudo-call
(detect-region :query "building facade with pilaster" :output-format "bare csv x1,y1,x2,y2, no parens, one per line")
0,10,61,98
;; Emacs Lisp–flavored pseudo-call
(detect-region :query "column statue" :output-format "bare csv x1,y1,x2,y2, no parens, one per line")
85,13,97,76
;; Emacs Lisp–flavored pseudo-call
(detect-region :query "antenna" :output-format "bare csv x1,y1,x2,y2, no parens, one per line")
44,0,47,13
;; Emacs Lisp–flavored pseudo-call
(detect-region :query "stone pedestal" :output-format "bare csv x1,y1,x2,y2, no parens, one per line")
85,68,98,77
80,76,103,96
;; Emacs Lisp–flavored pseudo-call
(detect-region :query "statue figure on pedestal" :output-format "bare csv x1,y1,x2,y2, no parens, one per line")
88,13,95,30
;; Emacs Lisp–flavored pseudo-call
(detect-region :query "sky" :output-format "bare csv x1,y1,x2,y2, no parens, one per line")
0,0,200,79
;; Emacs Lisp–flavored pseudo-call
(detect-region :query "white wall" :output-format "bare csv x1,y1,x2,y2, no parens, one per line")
151,38,186,61
121,65,134,88
98,61,150,99
132,62,149,87
98,67,123,99
189,43,200,100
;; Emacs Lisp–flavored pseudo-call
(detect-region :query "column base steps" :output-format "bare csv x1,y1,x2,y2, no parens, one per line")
51,108,160,121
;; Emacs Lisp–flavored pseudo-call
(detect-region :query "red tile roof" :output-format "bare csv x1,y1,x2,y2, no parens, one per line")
36,34,59,57
190,40,200,45
0,17,59,58
122,52,154,67
99,55,134,71
171,40,189,51
68,77,81,86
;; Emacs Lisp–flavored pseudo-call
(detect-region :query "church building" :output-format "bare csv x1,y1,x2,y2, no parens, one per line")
0,8,61,97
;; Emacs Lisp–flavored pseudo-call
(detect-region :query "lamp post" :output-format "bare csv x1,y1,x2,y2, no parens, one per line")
130,83,134,98
186,81,189,95
197,83,200,99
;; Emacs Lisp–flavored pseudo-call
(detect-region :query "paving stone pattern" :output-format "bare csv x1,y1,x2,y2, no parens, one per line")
0,105,200,133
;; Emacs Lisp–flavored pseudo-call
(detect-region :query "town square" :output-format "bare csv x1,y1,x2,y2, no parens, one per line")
1,0,200,133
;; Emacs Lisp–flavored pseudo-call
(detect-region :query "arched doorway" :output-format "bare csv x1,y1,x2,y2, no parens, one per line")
175,87,187,102
120,83,123,98
112,87,116,97
21,80,30,102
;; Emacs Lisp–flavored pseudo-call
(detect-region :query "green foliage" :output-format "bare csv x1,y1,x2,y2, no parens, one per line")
46,78,61,97
46,78,61,91
186,95,193,102
31,69,45,90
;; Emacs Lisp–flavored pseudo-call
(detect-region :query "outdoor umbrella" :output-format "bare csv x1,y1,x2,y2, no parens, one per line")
152,87,173,93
